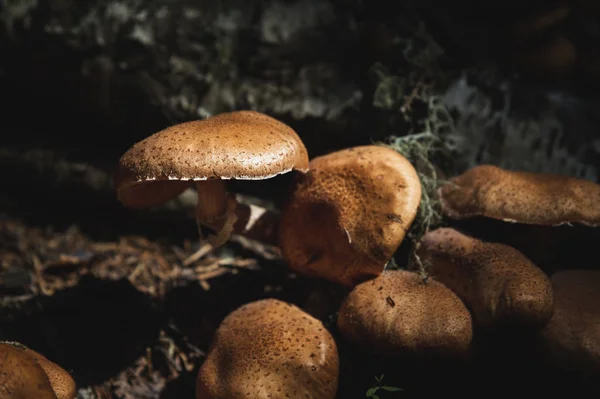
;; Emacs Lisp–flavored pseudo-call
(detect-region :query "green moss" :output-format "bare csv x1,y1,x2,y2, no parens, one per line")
377,130,455,279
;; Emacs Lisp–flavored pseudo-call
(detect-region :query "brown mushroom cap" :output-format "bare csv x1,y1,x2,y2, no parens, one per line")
196,298,339,399
415,227,554,328
337,269,473,357
438,164,600,227
24,348,76,399
114,110,309,209
0,343,76,399
279,145,422,287
539,270,600,373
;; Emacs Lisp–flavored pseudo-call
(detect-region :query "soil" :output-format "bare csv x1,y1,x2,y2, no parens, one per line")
1,195,599,398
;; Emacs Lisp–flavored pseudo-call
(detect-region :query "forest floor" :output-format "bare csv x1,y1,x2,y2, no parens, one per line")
0,202,599,398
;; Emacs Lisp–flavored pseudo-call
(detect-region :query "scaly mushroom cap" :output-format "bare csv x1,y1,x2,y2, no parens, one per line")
24,348,76,399
416,228,554,328
196,298,339,399
114,110,309,209
279,145,422,287
0,343,76,399
438,165,600,226
337,269,473,357
539,270,600,373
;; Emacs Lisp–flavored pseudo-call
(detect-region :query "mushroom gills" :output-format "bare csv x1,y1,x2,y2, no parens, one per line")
195,179,239,247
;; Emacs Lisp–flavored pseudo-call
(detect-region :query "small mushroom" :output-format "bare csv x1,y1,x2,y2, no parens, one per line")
415,228,554,328
337,269,473,358
196,298,339,399
0,342,76,399
279,145,422,287
538,270,600,374
114,110,309,247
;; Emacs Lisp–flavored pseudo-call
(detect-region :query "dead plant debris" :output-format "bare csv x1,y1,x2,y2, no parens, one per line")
0,214,262,301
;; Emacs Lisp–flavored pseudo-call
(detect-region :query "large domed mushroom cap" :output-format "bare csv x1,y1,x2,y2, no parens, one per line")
279,145,422,287
115,110,309,209
196,298,339,399
337,269,473,357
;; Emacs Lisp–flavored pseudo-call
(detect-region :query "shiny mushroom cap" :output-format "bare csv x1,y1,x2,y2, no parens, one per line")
114,110,309,209
337,269,473,357
196,298,339,399
438,165,600,227
416,227,554,328
539,270,600,373
0,342,76,399
279,145,422,287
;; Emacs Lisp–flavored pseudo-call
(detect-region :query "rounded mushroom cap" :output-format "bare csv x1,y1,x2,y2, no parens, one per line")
416,227,555,328
115,110,309,209
196,298,339,399
539,270,600,373
0,343,75,399
279,145,422,287
438,165,600,226
337,269,473,357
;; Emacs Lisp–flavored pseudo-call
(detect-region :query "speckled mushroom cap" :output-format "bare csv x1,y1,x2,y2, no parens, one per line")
539,270,600,373
438,165,600,226
337,269,473,357
0,343,76,399
114,110,309,208
196,298,339,399
279,145,422,287
416,228,554,328
24,347,76,399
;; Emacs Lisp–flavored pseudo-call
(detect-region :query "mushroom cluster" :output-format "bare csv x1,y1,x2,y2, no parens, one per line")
434,164,600,373
111,110,600,396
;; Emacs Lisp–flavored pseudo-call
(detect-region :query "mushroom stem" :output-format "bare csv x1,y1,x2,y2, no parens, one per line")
196,199,281,247
195,179,238,247
231,202,280,245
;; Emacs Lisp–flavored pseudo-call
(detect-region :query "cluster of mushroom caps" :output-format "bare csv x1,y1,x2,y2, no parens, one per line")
112,110,600,398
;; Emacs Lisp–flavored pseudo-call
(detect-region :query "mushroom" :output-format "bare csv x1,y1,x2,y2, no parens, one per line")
438,165,600,226
114,110,309,247
437,164,600,272
337,269,473,358
414,228,554,328
0,342,76,399
538,270,600,374
196,298,339,399
279,145,422,287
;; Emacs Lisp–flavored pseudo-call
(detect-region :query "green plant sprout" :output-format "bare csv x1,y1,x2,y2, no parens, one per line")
366,374,403,398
